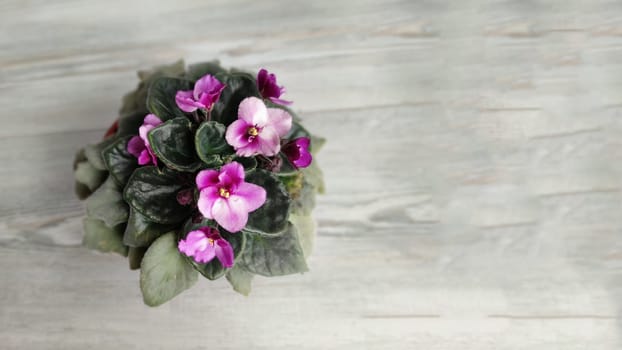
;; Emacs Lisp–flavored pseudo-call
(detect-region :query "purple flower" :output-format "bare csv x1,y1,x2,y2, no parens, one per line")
282,137,313,169
175,74,226,112
225,97,292,157
257,68,292,105
196,162,267,232
127,114,162,165
178,226,234,267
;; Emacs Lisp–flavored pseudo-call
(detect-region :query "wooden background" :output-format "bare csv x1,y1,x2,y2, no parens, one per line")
1,0,621,349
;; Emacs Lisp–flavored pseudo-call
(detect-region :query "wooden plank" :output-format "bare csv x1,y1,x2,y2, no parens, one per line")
1,0,622,349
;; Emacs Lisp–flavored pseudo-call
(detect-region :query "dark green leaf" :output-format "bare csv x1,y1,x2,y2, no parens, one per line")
74,161,107,191
146,77,193,121
185,60,227,81
86,177,129,227
116,110,147,136
102,135,138,185
194,121,233,163
244,170,291,235
241,223,308,276
75,181,92,200
140,232,198,307
123,166,189,224
226,264,254,296
129,246,148,270
123,208,175,247
233,156,257,172
82,218,128,256
148,117,201,172
212,73,260,125
84,136,118,170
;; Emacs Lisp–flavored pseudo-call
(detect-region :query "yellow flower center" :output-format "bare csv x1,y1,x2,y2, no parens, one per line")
207,238,215,246
219,188,230,198
247,126,259,137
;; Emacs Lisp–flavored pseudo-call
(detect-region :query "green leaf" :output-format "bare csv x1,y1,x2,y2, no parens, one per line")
233,156,257,172
74,161,107,191
102,135,138,185
128,246,148,270
82,218,128,256
75,181,92,200
310,135,326,155
148,117,201,172
303,161,325,194
86,177,129,227
123,208,175,247
289,214,316,258
124,166,189,224
185,60,227,81
146,77,193,121
212,73,260,125
116,110,146,136
140,232,198,307
226,264,254,296
241,223,308,276
194,121,233,164
84,136,118,170
244,170,291,235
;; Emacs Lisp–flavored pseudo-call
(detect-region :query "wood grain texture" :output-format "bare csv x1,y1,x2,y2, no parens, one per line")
1,0,621,349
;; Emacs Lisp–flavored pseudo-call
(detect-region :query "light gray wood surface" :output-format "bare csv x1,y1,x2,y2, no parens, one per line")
1,0,621,349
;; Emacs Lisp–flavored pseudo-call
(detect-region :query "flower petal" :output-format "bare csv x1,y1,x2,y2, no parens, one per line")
127,136,145,158
225,119,252,150
192,243,216,264
175,90,203,112
232,182,266,212
257,126,281,156
178,230,207,256
268,96,293,106
143,114,162,127
211,197,249,233
138,150,152,165
196,169,220,190
238,96,268,126
197,187,219,219
193,74,222,99
219,162,245,187
266,108,293,137
215,238,235,268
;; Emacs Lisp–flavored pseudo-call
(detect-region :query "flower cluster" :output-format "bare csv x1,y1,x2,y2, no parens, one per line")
73,60,324,306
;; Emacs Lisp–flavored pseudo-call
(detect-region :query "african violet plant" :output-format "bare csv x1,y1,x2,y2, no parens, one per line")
73,60,324,306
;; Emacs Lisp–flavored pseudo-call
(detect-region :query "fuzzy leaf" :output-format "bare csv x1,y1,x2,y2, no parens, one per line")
82,218,128,256
185,60,227,81
123,208,175,247
147,77,193,121
84,136,118,170
212,72,260,125
241,223,308,277
148,117,200,172
289,214,316,258
140,232,198,307
195,121,233,164
103,135,138,185
226,264,254,296
86,177,129,227
74,161,107,191
124,167,190,224
244,170,291,235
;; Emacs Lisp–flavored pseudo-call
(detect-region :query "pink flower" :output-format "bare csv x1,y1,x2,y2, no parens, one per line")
225,97,292,157
257,68,292,105
178,226,234,267
127,114,162,165
175,74,226,112
282,137,312,169
196,162,267,232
